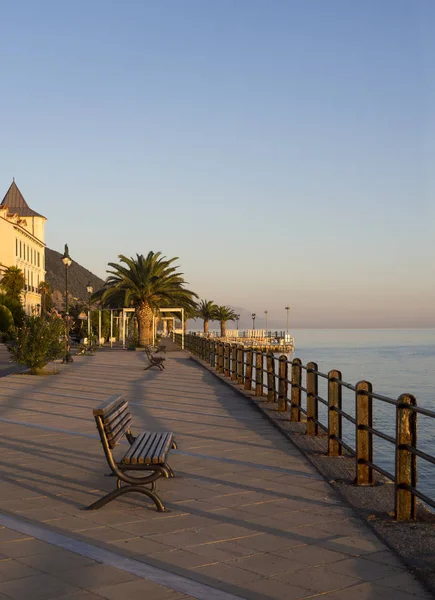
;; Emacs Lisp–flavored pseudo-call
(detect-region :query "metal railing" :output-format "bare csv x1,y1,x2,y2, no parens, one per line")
175,333,435,521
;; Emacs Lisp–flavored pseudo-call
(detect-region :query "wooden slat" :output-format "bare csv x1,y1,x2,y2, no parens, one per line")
121,432,173,465
152,432,172,464
106,415,132,448
102,401,129,425
93,394,125,417
104,406,130,434
129,432,155,465
135,432,159,464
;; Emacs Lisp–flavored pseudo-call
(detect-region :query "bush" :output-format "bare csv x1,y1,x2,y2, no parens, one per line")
0,293,25,327
7,313,66,374
0,305,14,333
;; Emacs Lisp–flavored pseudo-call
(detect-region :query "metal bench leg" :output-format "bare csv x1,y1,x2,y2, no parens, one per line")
82,485,165,512
163,463,175,477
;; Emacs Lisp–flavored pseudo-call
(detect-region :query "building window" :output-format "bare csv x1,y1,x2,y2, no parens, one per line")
38,252,40,267
16,239,18,256
27,246,29,262
19,241,22,258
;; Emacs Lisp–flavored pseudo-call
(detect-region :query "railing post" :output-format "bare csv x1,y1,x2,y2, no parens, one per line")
266,352,276,402
231,345,238,381
306,362,318,435
328,369,342,456
244,349,253,391
237,346,244,384
278,355,288,412
211,340,216,368
255,350,263,396
223,343,230,376
217,342,224,373
290,358,302,421
356,380,373,485
395,393,417,521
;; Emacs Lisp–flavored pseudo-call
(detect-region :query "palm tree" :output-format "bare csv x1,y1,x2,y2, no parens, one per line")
94,252,197,346
197,299,218,334
38,281,51,315
215,305,237,338
0,266,25,300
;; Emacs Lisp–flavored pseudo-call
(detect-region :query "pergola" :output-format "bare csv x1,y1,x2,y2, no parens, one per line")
154,308,185,349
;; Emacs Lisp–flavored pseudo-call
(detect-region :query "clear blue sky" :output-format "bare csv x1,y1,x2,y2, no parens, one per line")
1,0,434,328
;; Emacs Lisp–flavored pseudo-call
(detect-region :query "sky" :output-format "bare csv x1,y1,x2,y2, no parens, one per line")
1,0,434,328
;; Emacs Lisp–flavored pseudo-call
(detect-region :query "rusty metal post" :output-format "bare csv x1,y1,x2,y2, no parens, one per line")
395,393,417,521
211,340,216,368
356,380,373,485
237,346,244,384
306,362,318,435
290,358,302,421
278,355,288,412
231,345,238,381
255,350,264,396
224,343,230,377
244,349,253,391
266,352,276,402
328,369,342,456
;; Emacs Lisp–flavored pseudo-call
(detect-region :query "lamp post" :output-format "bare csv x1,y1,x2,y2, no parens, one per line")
285,305,290,338
61,244,73,363
87,282,93,346
252,313,256,330
235,314,240,330
264,310,268,337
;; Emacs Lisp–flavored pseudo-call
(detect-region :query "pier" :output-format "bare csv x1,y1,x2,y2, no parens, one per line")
0,342,433,599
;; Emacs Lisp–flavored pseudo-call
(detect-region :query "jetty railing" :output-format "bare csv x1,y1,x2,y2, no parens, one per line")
174,333,435,521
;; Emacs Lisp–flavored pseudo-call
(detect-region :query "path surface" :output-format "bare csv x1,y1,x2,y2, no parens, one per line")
0,345,431,600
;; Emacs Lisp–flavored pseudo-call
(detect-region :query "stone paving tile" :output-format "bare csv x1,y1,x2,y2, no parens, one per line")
326,555,405,582
54,563,140,589
0,572,81,599
92,578,192,600
17,549,98,573
321,581,434,600
241,577,311,600
273,563,361,593
192,561,261,585
0,558,42,582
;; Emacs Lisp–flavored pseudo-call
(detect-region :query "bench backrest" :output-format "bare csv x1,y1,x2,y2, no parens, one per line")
93,394,132,449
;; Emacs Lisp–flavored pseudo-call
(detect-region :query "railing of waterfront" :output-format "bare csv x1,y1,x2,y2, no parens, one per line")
174,333,435,521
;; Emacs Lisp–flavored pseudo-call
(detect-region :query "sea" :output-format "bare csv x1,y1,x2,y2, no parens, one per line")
203,328,435,504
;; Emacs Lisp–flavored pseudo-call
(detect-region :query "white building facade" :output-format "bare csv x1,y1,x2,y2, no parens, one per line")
0,180,46,314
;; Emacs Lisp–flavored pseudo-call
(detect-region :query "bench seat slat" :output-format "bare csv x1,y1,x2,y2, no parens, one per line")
104,407,130,435
122,432,173,466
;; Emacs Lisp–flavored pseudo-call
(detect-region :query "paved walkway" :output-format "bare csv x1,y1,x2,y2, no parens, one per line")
0,346,431,600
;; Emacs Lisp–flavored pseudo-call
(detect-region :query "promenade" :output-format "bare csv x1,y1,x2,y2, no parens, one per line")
0,343,431,600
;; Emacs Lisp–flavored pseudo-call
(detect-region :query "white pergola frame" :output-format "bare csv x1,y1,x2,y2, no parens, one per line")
155,308,184,349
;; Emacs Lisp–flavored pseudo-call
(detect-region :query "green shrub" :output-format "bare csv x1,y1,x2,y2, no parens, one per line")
7,314,66,374
0,305,14,333
0,293,25,327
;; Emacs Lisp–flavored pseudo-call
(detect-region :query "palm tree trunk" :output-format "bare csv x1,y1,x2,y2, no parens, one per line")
204,319,209,334
135,302,153,346
221,321,226,337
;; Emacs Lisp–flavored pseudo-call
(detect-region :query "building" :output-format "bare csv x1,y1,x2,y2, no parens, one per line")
0,180,46,314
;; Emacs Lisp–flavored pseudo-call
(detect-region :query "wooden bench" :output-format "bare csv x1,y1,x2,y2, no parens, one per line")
144,347,166,371
83,395,176,512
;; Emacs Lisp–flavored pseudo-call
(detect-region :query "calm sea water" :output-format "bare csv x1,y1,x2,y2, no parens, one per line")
288,329,435,503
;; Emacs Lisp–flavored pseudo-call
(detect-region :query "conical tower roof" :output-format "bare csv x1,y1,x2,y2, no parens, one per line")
0,180,46,219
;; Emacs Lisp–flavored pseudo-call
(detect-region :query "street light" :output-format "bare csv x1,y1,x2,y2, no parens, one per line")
264,310,268,336
285,306,290,337
87,282,93,346
235,314,240,330
61,244,73,363
252,313,256,330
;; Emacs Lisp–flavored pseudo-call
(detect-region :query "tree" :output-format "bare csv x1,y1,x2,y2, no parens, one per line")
196,299,218,334
94,252,198,346
38,281,53,315
0,266,25,300
215,305,237,338
7,313,66,374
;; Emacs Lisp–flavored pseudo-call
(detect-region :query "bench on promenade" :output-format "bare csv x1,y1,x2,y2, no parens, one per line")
83,395,176,512
144,346,166,371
